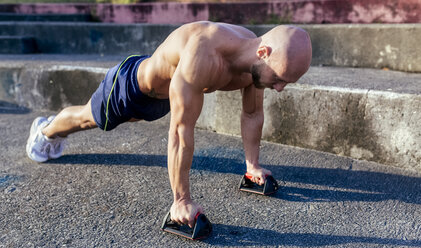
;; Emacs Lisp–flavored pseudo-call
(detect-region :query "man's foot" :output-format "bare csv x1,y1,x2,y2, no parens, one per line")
26,116,66,162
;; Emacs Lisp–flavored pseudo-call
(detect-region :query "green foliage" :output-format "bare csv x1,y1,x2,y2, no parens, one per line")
247,18,258,25
266,13,292,24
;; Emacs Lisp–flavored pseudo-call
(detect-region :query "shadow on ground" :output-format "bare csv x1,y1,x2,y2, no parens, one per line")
206,224,421,247
0,101,30,114
51,153,421,205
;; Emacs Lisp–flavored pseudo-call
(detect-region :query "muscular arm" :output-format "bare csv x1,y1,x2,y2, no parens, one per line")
167,47,210,227
168,74,203,204
164,24,247,225
241,85,271,184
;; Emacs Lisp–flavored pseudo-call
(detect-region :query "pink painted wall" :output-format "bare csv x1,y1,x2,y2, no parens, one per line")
1,0,420,24
96,3,209,24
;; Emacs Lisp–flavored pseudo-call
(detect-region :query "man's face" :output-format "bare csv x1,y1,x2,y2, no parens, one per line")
251,61,290,92
251,62,265,89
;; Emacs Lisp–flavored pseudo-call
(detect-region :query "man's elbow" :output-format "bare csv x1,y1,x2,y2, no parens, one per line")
241,110,264,125
169,123,195,148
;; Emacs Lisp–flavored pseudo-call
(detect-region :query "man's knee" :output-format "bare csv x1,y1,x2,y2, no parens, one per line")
78,102,97,129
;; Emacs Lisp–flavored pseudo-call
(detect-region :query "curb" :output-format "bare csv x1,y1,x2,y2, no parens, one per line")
0,61,419,170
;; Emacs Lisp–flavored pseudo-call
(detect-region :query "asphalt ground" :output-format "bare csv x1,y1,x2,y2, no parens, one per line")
1,107,421,247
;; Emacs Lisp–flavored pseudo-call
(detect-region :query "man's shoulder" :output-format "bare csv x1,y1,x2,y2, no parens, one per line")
178,22,255,45
180,21,255,36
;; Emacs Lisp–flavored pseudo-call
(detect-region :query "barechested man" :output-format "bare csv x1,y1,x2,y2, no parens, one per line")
26,21,312,228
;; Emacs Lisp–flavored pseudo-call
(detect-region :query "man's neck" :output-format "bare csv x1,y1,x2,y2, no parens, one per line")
228,37,262,73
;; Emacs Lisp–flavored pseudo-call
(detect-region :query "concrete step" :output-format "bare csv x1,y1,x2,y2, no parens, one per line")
0,36,37,54
0,55,419,171
199,67,421,172
0,23,420,72
0,13,92,22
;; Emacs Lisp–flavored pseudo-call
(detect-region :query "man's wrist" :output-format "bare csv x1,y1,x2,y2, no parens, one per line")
245,160,260,171
173,193,191,203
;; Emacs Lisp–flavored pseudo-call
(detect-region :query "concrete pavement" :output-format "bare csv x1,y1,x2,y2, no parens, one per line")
1,108,421,247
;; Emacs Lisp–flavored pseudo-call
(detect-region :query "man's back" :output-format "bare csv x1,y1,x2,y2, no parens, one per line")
137,21,257,98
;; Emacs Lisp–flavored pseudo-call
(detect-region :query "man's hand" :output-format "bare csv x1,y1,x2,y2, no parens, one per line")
247,165,272,185
170,199,204,228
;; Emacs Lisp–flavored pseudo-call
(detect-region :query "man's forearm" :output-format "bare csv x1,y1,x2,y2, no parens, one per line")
241,111,264,169
167,127,194,202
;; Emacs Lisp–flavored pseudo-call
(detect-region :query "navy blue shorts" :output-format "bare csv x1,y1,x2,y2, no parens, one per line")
91,55,170,131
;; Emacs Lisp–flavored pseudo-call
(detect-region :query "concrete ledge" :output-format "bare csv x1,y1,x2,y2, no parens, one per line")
0,57,116,111
263,86,420,171
0,56,419,171
197,86,420,172
0,36,37,54
0,22,178,56
1,23,421,72
248,24,421,73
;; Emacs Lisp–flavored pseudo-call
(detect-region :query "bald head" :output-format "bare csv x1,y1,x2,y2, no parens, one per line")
263,26,312,81
251,25,312,90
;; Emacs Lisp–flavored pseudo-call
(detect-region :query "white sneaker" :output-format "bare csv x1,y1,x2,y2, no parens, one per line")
26,116,50,162
26,115,66,162
44,116,67,160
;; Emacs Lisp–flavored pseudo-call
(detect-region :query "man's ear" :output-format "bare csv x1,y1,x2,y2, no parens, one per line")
256,46,272,59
